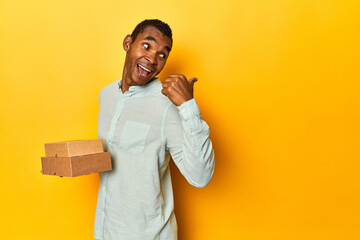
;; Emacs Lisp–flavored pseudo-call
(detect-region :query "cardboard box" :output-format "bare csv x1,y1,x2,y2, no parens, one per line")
41,152,112,177
45,139,104,157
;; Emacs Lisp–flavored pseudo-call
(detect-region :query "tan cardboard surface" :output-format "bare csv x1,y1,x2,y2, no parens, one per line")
41,152,112,177
44,139,104,157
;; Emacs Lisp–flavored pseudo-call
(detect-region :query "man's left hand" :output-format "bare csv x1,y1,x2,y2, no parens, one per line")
161,74,198,106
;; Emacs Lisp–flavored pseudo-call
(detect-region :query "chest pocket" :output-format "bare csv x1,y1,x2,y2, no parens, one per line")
119,121,151,154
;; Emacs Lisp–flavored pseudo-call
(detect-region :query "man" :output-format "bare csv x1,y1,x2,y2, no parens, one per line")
94,19,215,240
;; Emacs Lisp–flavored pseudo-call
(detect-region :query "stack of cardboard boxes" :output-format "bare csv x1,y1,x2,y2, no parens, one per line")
41,139,112,177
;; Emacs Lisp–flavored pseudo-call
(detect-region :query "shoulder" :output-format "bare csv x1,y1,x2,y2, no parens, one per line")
141,79,175,109
143,85,179,119
99,79,120,98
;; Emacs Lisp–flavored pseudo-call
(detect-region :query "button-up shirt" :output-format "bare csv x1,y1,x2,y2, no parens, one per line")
94,78,215,240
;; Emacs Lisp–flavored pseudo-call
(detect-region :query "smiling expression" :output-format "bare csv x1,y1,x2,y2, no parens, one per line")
121,26,172,92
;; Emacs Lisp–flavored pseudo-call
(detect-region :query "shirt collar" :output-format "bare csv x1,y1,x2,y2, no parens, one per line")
118,78,162,98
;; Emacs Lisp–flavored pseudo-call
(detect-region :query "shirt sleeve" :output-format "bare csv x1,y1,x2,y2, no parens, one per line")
162,98,215,188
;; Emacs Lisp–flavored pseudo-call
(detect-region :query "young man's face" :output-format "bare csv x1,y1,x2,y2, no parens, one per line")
122,26,172,91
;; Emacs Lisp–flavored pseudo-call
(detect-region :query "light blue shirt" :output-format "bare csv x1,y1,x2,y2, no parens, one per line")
94,78,215,240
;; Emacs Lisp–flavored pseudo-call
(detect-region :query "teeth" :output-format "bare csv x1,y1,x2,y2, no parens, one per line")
138,64,151,72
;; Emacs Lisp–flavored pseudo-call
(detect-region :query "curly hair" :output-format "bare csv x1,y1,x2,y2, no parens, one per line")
130,19,173,50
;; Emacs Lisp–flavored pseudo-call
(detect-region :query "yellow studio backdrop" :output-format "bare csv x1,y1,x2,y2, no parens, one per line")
1,0,359,239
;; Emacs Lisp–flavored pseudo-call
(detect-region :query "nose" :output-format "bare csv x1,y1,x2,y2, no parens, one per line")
145,51,158,66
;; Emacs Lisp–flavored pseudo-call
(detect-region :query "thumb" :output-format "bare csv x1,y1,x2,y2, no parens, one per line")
189,77,198,85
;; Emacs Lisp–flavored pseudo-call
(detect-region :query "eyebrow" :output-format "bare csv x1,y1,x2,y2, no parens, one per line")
144,36,171,53
144,36,156,42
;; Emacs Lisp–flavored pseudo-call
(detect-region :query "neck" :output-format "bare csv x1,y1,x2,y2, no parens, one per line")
121,82,129,93
121,67,130,93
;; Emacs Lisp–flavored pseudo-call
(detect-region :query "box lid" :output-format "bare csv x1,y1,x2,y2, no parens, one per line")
44,139,104,157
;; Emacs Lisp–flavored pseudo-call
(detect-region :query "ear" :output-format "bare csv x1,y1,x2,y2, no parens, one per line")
123,35,132,52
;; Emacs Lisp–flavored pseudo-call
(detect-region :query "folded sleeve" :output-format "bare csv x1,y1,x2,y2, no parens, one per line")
162,98,215,188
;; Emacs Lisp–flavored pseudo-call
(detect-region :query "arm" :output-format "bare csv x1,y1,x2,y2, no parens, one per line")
163,99,214,188
161,74,215,188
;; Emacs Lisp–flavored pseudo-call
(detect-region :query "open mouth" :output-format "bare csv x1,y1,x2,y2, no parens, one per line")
137,63,153,77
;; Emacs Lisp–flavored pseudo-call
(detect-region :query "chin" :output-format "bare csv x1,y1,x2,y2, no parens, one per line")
132,74,155,86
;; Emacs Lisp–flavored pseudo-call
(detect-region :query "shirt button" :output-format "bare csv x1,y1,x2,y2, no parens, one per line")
108,142,112,145
121,99,125,102
113,120,116,124
102,209,104,212
103,186,106,190
182,109,186,113
191,132,194,136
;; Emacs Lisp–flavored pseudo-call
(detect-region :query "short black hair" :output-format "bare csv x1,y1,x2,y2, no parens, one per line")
131,19,173,50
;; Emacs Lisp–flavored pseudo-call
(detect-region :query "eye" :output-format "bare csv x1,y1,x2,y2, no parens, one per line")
143,43,149,49
159,53,166,59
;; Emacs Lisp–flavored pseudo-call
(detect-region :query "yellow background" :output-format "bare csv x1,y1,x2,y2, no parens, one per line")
1,0,359,239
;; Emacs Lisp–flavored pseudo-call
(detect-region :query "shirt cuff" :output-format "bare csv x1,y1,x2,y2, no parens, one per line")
177,98,201,120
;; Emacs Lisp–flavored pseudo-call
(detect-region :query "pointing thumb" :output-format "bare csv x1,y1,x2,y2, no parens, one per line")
189,77,198,85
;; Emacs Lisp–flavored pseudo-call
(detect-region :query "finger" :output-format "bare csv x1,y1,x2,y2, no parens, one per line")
169,74,185,78
164,77,176,83
161,88,168,96
162,82,171,88
189,77,198,85
169,74,186,81
162,86,176,97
